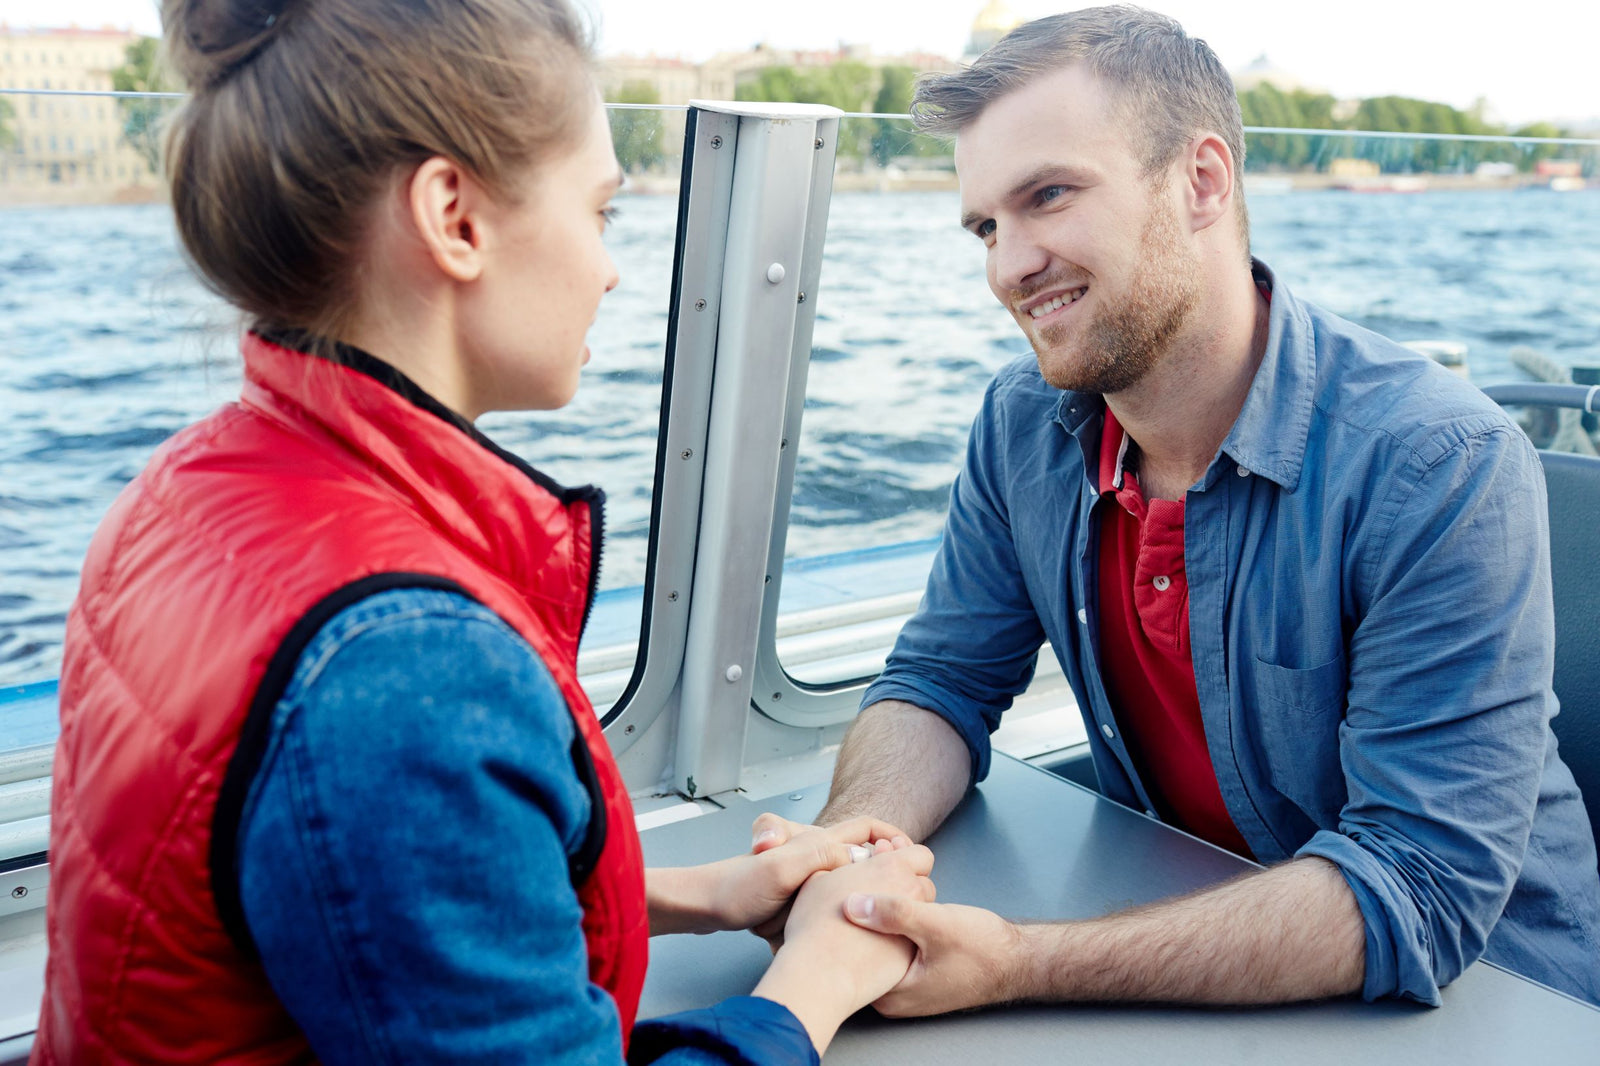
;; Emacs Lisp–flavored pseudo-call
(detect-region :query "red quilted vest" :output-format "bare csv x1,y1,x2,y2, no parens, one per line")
34,332,649,1063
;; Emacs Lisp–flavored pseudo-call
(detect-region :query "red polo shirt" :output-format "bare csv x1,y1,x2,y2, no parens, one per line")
1097,407,1252,857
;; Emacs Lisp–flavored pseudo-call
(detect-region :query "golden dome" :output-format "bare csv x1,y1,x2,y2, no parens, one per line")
972,1,1022,34
966,1,1024,58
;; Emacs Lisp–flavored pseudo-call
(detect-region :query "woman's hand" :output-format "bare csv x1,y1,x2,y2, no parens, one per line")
753,844,937,1055
646,815,912,937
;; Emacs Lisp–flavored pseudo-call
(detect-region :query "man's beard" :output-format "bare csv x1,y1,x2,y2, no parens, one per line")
1030,193,1200,394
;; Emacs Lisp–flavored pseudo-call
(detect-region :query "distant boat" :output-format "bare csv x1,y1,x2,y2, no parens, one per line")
1341,174,1430,194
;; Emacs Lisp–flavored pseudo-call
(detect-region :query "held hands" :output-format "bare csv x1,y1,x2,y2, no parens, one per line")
842,896,1024,1017
716,815,913,934
746,809,1025,1018
648,815,915,936
755,843,938,1054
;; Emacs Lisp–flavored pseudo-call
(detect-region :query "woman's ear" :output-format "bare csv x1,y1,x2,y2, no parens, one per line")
406,156,486,283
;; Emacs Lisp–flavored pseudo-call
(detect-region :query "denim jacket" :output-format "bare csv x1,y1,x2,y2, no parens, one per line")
239,587,817,1065
863,260,1600,1006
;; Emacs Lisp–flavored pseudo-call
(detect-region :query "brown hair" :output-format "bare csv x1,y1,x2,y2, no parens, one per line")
913,5,1248,239
161,0,594,348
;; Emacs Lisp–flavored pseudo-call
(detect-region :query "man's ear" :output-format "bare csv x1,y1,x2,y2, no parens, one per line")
406,156,486,284
1182,133,1236,235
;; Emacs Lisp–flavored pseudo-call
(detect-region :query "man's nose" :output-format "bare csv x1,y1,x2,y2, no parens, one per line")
992,227,1051,295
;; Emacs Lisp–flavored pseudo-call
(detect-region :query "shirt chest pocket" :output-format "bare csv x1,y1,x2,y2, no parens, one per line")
1251,653,1348,825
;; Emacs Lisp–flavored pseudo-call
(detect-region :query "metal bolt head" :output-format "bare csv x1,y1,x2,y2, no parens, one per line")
797,291,807,304
10,886,26,899
667,590,679,602
779,438,788,449
624,724,636,735
710,135,723,149
680,448,693,460
694,298,706,311
814,137,824,150
725,664,743,683
772,691,783,700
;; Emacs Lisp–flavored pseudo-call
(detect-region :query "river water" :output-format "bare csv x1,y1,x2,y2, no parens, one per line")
2,186,1599,685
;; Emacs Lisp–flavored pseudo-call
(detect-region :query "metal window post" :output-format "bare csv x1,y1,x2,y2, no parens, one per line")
669,101,840,799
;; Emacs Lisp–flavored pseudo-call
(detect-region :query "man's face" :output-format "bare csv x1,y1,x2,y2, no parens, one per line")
954,65,1199,394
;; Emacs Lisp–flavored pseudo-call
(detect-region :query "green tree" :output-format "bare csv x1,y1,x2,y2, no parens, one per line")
1510,121,1569,171
737,62,889,160
608,81,665,174
1236,84,1341,170
110,37,175,174
0,96,16,153
871,65,918,167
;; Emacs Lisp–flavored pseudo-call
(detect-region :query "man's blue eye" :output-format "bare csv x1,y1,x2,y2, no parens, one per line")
1040,185,1069,202
976,220,995,238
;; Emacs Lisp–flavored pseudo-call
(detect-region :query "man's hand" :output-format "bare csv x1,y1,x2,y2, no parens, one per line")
842,895,1025,1016
738,813,910,947
754,845,938,1054
647,815,911,937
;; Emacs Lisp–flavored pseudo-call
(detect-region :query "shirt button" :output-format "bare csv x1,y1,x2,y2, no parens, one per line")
1237,465,1251,477
1152,574,1171,591
1077,607,1088,624
1101,723,1116,740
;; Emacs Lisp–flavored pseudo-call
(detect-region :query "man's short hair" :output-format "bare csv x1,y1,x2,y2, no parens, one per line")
913,5,1247,207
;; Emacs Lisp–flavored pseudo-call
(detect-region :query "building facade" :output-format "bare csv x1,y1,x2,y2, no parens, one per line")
0,26,162,203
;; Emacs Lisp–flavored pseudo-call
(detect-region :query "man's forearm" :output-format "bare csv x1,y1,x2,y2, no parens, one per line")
1017,857,1365,1004
815,700,971,842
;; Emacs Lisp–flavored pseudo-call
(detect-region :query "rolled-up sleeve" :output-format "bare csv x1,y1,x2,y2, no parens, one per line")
861,376,1048,785
1297,423,1554,1005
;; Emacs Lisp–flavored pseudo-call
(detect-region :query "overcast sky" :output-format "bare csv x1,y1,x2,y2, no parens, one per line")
4,0,1596,126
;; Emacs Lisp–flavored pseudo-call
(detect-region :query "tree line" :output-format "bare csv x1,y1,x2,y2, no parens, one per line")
611,67,1582,175
1237,82,1573,174
1,43,1580,180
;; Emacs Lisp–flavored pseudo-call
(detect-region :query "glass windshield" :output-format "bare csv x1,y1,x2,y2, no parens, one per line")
774,118,1600,688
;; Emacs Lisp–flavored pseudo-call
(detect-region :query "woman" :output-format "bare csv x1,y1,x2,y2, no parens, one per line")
32,1,934,1063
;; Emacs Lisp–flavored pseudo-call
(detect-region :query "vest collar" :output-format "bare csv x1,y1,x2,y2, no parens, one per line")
239,330,605,648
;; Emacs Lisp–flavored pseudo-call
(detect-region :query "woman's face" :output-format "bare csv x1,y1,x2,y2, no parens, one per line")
460,94,623,415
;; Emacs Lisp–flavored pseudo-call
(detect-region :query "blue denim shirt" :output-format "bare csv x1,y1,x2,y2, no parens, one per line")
862,260,1600,1007
239,587,817,1065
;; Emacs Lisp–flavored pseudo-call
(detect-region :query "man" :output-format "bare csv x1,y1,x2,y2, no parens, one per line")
756,6,1600,1010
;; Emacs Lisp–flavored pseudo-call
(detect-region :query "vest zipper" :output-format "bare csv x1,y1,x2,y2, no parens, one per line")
580,490,606,641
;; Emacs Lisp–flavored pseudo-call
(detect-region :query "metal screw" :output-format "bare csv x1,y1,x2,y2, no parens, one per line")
694,298,706,311
710,135,723,149
10,886,26,900
797,291,807,304
667,590,679,601
779,438,788,449
772,691,783,700
814,137,824,150
681,448,693,459
624,724,636,735
764,574,771,583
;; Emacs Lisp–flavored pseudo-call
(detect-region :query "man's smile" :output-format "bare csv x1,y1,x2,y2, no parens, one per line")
1020,285,1089,323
